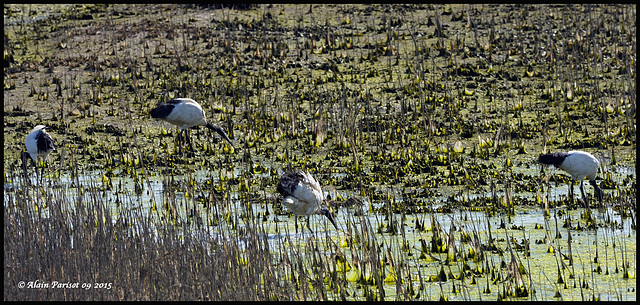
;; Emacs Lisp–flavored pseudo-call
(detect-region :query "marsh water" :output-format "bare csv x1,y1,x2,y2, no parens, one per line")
5,165,636,301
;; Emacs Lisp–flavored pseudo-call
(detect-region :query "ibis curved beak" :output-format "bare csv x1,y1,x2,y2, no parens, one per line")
320,208,338,230
206,123,234,148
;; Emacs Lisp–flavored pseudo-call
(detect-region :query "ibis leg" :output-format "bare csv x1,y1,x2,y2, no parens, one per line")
589,180,604,205
181,130,186,153
186,130,195,153
306,216,314,234
579,180,589,209
568,180,574,204
35,159,43,185
175,129,183,153
20,152,31,186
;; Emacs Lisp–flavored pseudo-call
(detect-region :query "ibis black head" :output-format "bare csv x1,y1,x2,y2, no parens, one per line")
320,208,338,230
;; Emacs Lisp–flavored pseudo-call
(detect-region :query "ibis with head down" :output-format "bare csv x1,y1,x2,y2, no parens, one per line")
277,170,338,234
538,150,604,207
150,98,234,153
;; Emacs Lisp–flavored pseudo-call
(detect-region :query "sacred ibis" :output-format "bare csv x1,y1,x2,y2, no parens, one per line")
538,150,604,207
22,125,56,180
150,98,234,153
277,170,339,233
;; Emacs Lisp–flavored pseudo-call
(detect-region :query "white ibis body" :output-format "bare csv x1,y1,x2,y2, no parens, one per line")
538,150,604,207
150,98,233,153
277,170,338,233
23,125,56,179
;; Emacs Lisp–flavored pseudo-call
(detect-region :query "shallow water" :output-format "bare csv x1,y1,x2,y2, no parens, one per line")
5,167,635,301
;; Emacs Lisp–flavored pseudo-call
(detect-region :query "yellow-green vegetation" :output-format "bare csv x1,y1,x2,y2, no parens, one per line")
4,4,636,301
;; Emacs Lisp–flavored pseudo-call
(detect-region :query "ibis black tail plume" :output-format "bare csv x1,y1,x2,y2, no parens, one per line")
538,152,568,167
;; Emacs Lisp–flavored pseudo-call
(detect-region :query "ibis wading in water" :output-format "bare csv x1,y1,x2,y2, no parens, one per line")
23,125,56,179
538,150,604,207
277,170,338,233
150,98,234,153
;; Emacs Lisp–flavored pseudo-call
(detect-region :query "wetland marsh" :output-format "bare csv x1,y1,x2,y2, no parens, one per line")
4,4,636,301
